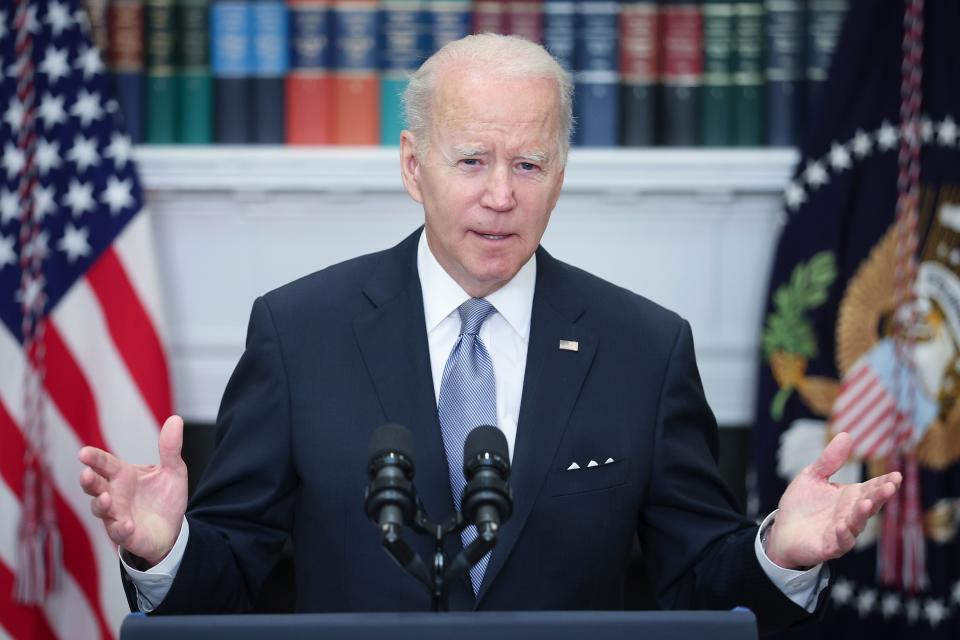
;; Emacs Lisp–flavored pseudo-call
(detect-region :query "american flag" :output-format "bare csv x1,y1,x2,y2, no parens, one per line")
0,1,171,638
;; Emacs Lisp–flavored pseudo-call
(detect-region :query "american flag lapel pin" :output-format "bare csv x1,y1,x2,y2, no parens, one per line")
559,339,579,352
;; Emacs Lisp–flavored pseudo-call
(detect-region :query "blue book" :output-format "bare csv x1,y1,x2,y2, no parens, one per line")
765,0,803,146
429,0,472,53
573,0,619,146
211,0,255,142
380,0,430,144
107,0,146,143
543,0,575,72
252,0,289,143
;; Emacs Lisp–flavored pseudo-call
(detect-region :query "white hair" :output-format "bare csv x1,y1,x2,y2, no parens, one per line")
402,33,574,163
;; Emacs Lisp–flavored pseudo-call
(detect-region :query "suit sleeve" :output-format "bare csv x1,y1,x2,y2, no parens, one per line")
131,296,298,614
638,319,825,635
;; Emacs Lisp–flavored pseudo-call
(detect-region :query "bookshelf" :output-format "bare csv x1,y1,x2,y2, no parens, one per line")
136,147,798,427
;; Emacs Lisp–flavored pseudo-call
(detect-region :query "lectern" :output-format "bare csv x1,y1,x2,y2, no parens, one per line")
120,610,757,640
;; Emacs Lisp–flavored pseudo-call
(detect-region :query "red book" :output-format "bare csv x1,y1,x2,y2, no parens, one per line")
332,0,379,144
473,0,506,34
287,0,335,144
505,0,542,43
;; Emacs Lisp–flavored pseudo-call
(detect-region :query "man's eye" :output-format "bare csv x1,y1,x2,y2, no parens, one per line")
518,162,538,171
461,158,480,166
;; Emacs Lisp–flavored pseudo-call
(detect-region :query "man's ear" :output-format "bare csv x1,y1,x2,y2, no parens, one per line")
400,130,423,204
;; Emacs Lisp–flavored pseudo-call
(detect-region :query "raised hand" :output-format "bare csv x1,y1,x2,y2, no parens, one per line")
78,415,189,567
765,431,902,570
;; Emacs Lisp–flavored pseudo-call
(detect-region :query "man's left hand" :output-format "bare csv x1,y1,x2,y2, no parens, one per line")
765,431,902,570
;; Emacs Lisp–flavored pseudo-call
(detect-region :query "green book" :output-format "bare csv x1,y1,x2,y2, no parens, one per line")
701,0,735,146
177,0,213,143
732,0,765,145
145,0,179,143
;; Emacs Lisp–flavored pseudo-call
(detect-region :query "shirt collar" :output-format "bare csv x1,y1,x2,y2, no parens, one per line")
417,229,536,339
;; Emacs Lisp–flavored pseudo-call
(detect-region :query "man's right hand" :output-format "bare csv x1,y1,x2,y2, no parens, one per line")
78,415,189,568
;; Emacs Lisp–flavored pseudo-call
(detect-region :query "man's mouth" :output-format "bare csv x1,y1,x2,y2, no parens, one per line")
475,231,510,241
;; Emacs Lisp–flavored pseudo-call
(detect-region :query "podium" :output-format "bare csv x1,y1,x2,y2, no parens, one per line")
120,610,757,640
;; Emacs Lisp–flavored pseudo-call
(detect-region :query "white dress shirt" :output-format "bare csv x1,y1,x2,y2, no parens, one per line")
124,229,827,612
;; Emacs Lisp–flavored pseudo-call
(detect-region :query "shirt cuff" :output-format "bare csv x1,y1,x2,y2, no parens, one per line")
119,517,189,612
755,510,831,612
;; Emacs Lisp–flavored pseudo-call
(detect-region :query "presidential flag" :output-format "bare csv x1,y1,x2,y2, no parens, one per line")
0,1,171,638
754,0,960,637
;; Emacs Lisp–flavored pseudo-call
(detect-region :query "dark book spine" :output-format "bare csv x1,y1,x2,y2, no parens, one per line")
505,0,543,43
83,0,111,54
108,0,146,143
732,0,764,145
287,0,335,144
145,0,179,143
331,0,380,144
764,0,802,146
573,0,619,147
380,0,429,145
429,0,472,52
177,0,213,143
660,0,702,146
620,0,658,147
700,0,734,146
542,0,575,71
252,0,290,143
805,0,847,122
211,0,254,142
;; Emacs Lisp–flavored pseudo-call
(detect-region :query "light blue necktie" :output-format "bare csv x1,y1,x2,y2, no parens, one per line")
437,297,497,595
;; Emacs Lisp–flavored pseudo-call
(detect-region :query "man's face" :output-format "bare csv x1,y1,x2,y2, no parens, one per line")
400,65,566,298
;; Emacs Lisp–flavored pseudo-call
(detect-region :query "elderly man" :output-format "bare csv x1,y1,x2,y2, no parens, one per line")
79,35,899,634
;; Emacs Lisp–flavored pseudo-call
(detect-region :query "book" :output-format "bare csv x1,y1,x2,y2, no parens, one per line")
700,0,734,146
732,0,764,145
211,0,255,143
573,0,620,146
542,0,575,71
145,0,179,143
331,0,380,144
620,0,658,146
177,0,213,143
660,0,702,145
107,0,146,143
380,0,429,145
764,0,803,146
506,0,543,43
286,0,335,144
82,0,111,54
252,0,289,143
805,0,848,121
474,0,506,34
429,0,473,52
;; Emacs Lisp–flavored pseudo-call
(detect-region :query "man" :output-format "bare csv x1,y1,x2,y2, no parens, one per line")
78,35,900,634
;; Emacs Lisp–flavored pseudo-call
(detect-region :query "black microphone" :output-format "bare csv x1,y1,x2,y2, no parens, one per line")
461,425,512,539
364,423,417,535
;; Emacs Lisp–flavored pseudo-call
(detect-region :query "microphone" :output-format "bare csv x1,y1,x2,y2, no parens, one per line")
461,425,513,539
364,423,417,535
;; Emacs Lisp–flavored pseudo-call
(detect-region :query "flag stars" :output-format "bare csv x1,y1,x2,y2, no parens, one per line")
38,93,68,129
2,144,25,180
852,129,873,157
937,116,958,147
58,224,91,262
784,182,807,211
45,0,75,36
16,274,46,313
920,117,934,143
951,579,960,604
923,598,947,627
831,578,854,605
3,99,25,132
71,89,104,127
855,588,876,618
829,143,852,171
36,139,63,176
876,121,899,150
76,46,105,80
0,233,14,269
64,179,96,217
804,160,829,188
880,592,901,619
102,176,134,214
67,135,100,172
23,230,50,261
0,189,19,226
33,184,56,222
104,133,132,168
39,45,71,83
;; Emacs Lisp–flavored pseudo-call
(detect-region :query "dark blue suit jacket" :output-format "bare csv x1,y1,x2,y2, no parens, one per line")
125,230,816,633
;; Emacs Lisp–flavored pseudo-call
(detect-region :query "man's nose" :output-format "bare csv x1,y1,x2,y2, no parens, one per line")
480,164,516,212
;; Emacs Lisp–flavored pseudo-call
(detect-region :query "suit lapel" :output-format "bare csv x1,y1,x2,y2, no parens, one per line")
475,249,598,606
